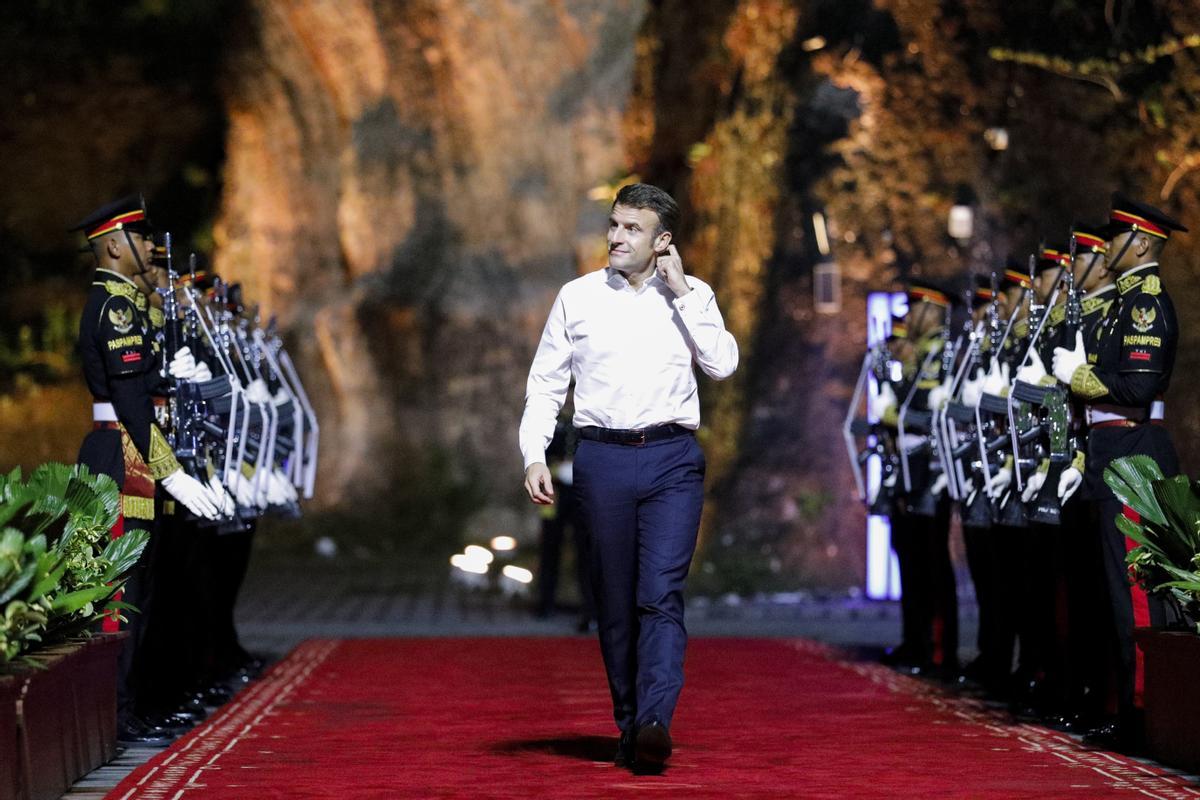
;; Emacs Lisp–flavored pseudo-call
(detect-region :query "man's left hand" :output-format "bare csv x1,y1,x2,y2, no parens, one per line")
656,244,691,298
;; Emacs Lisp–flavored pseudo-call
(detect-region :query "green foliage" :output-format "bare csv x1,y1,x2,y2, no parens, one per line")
0,463,147,668
1104,455,1200,631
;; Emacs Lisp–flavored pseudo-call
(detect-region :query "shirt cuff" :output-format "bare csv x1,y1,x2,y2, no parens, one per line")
671,287,701,317
523,449,547,471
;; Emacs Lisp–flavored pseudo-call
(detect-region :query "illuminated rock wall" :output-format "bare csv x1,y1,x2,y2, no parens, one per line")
214,0,647,523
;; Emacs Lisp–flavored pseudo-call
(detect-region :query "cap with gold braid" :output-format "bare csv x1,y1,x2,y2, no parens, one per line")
70,194,152,241
1001,258,1033,291
1070,221,1110,254
971,273,996,309
907,277,958,309
1109,192,1187,240
1035,242,1070,275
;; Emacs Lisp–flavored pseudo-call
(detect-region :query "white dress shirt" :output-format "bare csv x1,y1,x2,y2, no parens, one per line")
519,267,739,469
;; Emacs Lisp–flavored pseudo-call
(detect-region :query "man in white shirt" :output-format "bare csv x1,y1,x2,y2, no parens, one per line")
519,184,738,770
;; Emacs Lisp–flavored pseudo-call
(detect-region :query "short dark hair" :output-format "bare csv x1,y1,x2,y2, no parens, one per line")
613,183,679,235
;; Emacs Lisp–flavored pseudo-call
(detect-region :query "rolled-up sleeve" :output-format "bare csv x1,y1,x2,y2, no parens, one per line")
673,284,739,380
519,291,573,469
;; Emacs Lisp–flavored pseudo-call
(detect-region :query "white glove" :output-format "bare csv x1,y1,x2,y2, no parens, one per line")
246,378,271,404
1021,466,1048,503
927,382,950,412
1015,352,1047,385
961,368,984,408
267,468,296,505
1058,466,1083,503
930,472,948,497
169,347,198,380
191,362,213,382
981,360,1010,397
162,469,220,519
869,470,897,505
875,382,897,420
1052,331,1087,386
988,465,1012,496
206,474,236,517
225,468,256,507
963,477,978,506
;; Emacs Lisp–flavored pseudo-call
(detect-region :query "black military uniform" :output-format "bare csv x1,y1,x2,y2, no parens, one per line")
72,195,185,745
883,279,959,673
1060,194,1185,744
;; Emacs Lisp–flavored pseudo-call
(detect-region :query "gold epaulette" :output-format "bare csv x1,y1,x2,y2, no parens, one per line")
1117,272,1144,295
1048,305,1065,326
1013,320,1029,340
1082,296,1110,316
1141,274,1162,296
95,280,148,311
149,307,165,328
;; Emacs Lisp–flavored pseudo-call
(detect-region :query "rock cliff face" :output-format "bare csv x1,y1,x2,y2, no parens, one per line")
213,1,647,532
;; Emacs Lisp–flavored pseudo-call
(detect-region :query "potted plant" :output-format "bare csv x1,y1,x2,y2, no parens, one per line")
0,463,148,800
1104,454,1200,772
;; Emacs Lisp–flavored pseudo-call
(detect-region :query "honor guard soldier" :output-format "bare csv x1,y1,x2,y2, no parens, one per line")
878,278,959,676
1053,221,1119,730
72,194,222,745
1052,193,1186,750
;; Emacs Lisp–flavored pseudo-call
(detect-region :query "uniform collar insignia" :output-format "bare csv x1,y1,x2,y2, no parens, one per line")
94,268,136,287
1083,283,1116,301
1048,304,1065,325
1117,262,1159,295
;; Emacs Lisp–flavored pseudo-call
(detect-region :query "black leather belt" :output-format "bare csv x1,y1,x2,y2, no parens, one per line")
578,424,692,446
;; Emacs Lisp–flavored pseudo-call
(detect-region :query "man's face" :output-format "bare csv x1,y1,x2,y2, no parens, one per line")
124,230,155,274
607,204,669,275
1034,267,1060,303
1073,252,1108,293
1106,231,1156,272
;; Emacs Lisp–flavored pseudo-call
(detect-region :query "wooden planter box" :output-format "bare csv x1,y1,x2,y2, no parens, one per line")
0,675,21,800
3,633,126,800
1135,627,1200,773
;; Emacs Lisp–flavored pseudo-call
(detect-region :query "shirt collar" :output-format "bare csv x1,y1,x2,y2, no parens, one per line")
605,266,661,293
95,268,136,287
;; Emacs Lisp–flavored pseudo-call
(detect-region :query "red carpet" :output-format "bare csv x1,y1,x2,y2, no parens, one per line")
106,638,1199,799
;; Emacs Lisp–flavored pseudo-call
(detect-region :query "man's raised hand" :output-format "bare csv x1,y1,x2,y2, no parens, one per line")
524,462,555,505
656,244,690,298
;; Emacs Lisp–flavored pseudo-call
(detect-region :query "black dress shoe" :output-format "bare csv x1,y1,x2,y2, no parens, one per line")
615,728,635,768
635,720,673,767
117,717,177,747
1083,719,1143,755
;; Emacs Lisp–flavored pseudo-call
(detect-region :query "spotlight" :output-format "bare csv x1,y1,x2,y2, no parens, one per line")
491,536,517,552
502,565,534,584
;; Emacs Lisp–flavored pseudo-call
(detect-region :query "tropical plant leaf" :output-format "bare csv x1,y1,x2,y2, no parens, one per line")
1157,580,1200,593
28,562,66,602
1153,475,1200,557
49,584,116,616
99,529,148,582
0,562,37,605
1115,514,1155,550
1105,456,1167,527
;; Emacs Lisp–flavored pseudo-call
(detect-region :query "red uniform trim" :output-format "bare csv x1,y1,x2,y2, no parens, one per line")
1123,505,1151,707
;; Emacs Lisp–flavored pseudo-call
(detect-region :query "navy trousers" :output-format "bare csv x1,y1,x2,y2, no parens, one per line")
572,432,705,732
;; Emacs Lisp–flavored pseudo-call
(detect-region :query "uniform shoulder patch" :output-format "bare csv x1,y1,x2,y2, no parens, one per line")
108,305,135,334
1141,274,1162,296
1130,304,1158,333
